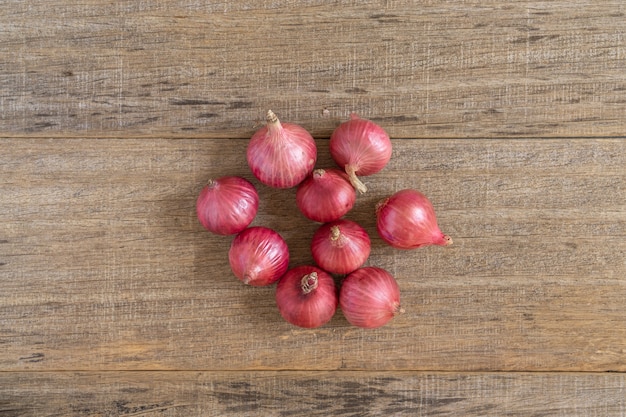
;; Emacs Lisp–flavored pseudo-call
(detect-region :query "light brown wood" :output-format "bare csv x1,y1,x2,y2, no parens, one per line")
1,371,625,416
2,1,626,414
1,139,624,374
1,1,625,138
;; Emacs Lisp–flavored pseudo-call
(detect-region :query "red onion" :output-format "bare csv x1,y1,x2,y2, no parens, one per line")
196,176,259,235
296,168,356,223
311,219,370,275
329,113,392,194
339,267,403,329
228,226,289,286
376,189,452,249
247,110,317,189
276,265,338,328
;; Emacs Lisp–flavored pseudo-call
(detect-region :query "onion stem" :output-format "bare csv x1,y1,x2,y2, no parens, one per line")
394,303,406,316
266,109,279,124
345,165,367,194
300,272,319,294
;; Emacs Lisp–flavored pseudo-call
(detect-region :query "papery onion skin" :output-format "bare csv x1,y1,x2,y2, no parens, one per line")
376,189,452,249
329,113,392,194
247,110,317,189
311,219,371,275
196,176,259,235
339,267,403,329
276,265,338,328
296,168,356,223
228,226,290,286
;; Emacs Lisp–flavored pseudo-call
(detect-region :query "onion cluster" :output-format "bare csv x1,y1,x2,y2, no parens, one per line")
195,110,452,329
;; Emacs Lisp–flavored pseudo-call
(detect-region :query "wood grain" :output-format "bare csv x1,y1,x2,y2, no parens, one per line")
0,371,624,417
1,1,625,138
2,1,626,414
0,371,626,417
1,139,624,373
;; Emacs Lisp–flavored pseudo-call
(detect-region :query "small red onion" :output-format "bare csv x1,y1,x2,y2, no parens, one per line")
228,226,289,286
196,176,259,235
296,168,356,223
376,189,452,249
247,110,317,189
339,267,403,329
311,219,370,275
329,113,392,194
276,265,338,328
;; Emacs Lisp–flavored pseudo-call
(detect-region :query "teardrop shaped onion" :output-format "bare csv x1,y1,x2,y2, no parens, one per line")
376,189,452,249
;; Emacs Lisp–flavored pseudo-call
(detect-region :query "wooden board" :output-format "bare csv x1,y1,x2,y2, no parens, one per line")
1,371,625,416
1,1,625,138
1,139,624,375
2,0,625,415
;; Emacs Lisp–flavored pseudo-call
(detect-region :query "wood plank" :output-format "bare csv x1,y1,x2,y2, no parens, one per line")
0,371,624,416
1,139,624,372
1,1,625,138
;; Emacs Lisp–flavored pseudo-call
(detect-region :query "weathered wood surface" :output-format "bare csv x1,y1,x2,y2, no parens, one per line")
1,371,625,417
2,0,626,415
1,1,625,138
1,139,624,374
